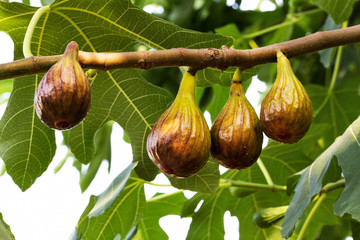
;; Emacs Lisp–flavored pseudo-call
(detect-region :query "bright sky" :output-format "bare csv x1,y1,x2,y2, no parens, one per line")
0,0,271,239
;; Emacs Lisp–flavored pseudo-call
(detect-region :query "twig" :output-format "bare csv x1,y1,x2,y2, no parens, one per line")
1,24,360,80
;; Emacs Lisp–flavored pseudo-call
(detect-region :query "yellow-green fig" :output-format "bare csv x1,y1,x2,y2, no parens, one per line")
253,206,288,228
210,69,263,170
260,52,313,143
146,72,211,178
35,41,91,130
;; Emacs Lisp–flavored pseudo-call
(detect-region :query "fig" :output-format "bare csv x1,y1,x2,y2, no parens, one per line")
210,69,263,170
260,51,313,143
146,72,211,178
35,41,91,130
253,205,288,228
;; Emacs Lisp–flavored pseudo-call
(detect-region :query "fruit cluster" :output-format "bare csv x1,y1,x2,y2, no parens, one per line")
147,51,313,178
33,42,313,178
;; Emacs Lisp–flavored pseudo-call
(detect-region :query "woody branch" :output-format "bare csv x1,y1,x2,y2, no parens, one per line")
0,24,360,80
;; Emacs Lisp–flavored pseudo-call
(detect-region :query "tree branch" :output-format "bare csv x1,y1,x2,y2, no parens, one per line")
1,24,360,80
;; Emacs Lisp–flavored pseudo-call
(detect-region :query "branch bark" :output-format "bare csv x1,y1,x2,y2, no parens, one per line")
1,24,360,80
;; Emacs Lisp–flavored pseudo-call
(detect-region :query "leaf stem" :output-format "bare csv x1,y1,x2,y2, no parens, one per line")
322,178,345,193
129,177,172,187
328,21,348,93
147,190,184,202
220,179,286,192
23,6,50,58
241,9,322,40
296,192,327,240
314,21,348,117
256,159,274,185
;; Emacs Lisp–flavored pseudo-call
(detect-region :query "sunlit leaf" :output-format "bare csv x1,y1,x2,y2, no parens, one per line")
312,0,357,24
0,0,233,188
79,121,113,192
308,78,360,142
0,212,15,240
76,163,146,239
281,116,360,238
0,76,56,191
133,191,187,240
186,188,231,240
333,117,360,219
168,158,220,194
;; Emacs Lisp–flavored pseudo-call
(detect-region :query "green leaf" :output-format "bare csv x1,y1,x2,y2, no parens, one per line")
133,191,187,240
0,76,56,191
41,0,55,6
0,0,233,186
79,121,113,192
0,1,57,191
333,117,360,219
186,189,231,240
308,78,360,142
168,158,220,194
76,163,146,239
206,69,255,122
181,193,205,218
226,123,329,240
281,117,360,238
207,85,229,122
319,16,340,68
312,0,357,24
0,79,13,95
0,212,15,240
68,69,172,180
299,189,342,239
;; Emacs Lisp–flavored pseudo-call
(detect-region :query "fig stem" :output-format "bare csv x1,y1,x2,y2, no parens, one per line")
231,68,242,83
23,5,51,58
256,159,274,185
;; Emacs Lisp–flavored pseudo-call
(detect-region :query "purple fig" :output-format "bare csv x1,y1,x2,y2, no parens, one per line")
35,41,91,130
211,69,263,169
147,72,211,178
260,51,313,143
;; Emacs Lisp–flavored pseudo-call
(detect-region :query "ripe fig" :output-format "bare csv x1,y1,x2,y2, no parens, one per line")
35,41,91,130
260,51,313,143
146,72,211,178
210,69,263,170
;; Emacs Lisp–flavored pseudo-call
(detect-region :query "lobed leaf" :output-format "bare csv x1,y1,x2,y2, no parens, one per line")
0,76,56,191
307,78,360,143
168,158,220,194
133,191,187,240
0,0,233,189
68,69,173,180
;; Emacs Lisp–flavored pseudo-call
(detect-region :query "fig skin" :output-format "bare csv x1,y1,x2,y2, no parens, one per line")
35,41,91,130
210,70,263,170
260,51,313,143
146,72,211,178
